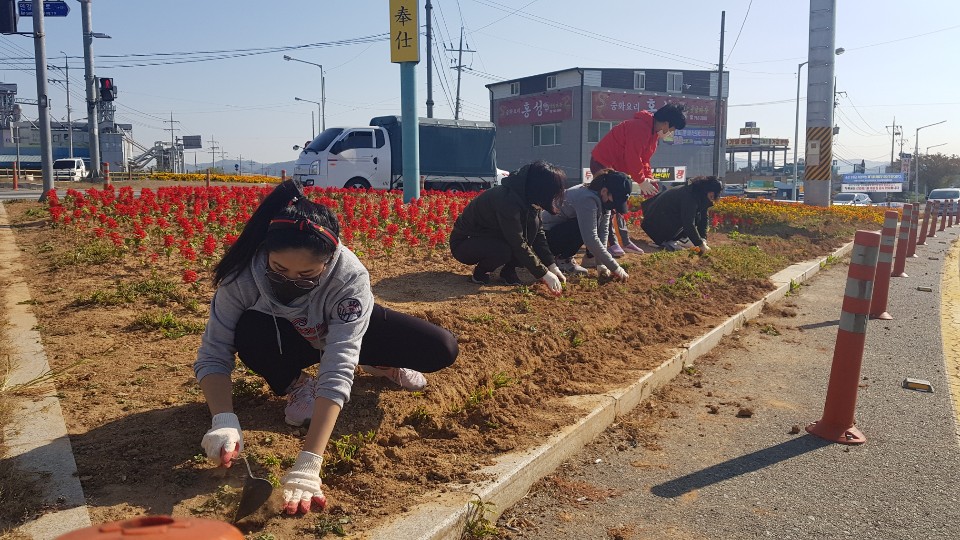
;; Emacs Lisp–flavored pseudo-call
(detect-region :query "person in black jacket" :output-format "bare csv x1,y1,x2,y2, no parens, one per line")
640,176,723,252
449,161,566,295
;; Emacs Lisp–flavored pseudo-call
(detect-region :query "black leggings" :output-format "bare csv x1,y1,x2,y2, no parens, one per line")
450,235,516,273
234,305,458,395
544,219,586,259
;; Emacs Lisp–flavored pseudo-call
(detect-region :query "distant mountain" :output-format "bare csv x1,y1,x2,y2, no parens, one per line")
189,159,298,177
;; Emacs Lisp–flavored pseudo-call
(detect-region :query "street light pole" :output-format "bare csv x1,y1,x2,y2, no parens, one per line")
792,61,809,201
284,55,325,131
294,97,322,139
914,120,946,200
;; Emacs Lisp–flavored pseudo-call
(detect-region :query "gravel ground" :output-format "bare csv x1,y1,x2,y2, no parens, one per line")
497,227,960,540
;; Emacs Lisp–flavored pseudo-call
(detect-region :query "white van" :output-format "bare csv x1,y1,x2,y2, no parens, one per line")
927,188,960,215
52,158,89,182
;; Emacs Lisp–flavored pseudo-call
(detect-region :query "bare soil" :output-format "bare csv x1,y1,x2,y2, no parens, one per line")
1,198,854,539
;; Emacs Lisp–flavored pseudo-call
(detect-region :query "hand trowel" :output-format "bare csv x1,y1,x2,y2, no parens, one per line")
233,457,274,523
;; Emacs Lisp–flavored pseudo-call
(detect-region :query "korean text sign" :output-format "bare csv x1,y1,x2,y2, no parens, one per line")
390,0,419,63
591,91,716,126
497,90,573,126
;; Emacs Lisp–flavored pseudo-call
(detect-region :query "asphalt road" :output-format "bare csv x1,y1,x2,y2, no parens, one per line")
496,227,960,540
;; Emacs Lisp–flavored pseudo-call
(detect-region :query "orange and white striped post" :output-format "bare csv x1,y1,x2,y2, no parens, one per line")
892,204,912,278
870,211,898,320
927,201,940,238
916,202,932,247
807,230,880,445
939,202,948,231
949,202,956,227
954,200,960,226
205,170,211,188
907,203,921,257
102,162,111,187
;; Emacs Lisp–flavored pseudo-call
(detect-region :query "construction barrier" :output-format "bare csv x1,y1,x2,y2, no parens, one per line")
939,202,948,232
907,203,921,257
891,204,912,278
807,230,880,445
927,201,939,238
870,211,898,320
917,202,932,246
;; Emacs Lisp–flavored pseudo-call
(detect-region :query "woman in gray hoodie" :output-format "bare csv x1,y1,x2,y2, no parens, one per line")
194,180,458,516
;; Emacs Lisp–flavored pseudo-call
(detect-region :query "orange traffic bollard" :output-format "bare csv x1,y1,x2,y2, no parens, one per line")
949,202,955,227
281,169,287,182
907,203,921,257
807,230,881,445
870,210,898,320
916,202,931,246
891,204,912,278
54,516,243,539
102,162,111,187
955,200,960,225
927,201,939,238
12,161,18,190
205,169,211,188
939,202,948,231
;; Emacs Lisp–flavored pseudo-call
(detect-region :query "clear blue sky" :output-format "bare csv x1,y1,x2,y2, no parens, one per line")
2,0,958,171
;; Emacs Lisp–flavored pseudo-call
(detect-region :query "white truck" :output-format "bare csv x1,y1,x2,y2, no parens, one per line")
52,157,90,182
293,115,503,192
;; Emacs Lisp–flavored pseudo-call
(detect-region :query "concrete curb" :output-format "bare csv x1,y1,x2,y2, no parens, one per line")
938,236,960,444
365,241,855,539
0,202,91,539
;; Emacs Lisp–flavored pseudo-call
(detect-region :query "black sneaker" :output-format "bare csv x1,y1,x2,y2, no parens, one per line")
470,268,491,285
500,266,521,285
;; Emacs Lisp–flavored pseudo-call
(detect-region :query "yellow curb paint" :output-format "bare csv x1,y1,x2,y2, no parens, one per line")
940,238,960,444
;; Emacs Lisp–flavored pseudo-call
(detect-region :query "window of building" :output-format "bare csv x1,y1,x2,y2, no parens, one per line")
587,121,618,143
633,71,645,90
546,75,557,89
509,82,520,95
533,123,561,147
667,71,683,93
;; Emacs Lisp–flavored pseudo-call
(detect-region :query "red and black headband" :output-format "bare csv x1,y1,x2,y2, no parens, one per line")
268,218,340,248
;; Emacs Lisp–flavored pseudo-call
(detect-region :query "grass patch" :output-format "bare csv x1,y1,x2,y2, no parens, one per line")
708,245,785,281
461,495,498,539
324,431,376,472
51,240,125,268
132,311,205,338
655,270,714,298
73,276,190,307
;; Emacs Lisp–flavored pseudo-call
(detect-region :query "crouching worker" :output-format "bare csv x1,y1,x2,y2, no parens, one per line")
195,180,458,516
449,160,566,295
640,175,723,253
541,169,631,281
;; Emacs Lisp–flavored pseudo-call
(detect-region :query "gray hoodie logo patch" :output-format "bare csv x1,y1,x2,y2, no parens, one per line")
337,298,363,322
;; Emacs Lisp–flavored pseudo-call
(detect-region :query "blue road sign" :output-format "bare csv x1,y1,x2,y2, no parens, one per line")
18,1,71,17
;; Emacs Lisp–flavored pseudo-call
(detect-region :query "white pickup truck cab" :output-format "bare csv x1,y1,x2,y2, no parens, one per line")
52,158,90,182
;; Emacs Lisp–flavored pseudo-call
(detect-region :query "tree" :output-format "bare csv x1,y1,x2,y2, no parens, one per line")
919,153,960,193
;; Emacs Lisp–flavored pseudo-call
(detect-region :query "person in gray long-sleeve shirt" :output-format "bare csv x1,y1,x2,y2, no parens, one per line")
541,170,632,281
194,180,457,516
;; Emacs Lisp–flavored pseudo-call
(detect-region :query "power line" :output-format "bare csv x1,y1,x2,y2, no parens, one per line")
724,0,753,64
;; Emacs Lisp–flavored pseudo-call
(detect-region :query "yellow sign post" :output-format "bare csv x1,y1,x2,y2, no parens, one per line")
390,0,420,64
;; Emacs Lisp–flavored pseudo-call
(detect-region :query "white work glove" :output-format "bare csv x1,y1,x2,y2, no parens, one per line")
695,241,711,254
281,451,327,515
597,264,611,279
540,271,563,295
547,263,567,285
613,266,630,281
201,412,243,468
637,178,660,197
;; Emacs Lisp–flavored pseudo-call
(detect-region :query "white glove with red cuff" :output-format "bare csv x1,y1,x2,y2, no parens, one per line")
547,263,567,285
597,265,611,278
613,267,630,281
281,451,327,515
541,271,563,295
201,412,243,467
637,178,659,197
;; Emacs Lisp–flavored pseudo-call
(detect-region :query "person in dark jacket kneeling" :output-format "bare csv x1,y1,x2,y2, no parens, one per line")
449,160,566,295
640,175,723,253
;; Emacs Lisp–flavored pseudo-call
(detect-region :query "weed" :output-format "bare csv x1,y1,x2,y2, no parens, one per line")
466,386,495,409
515,298,532,314
252,534,277,540
404,405,432,426
464,313,495,324
325,431,376,470
683,366,699,376
820,255,838,268
52,240,125,268
562,328,585,347
460,495,498,539
313,514,349,538
252,453,282,467
655,270,715,298
190,484,238,516
232,378,264,400
760,324,781,336
132,311,205,339
787,279,801,295
73,277,190,307
491,371,514,389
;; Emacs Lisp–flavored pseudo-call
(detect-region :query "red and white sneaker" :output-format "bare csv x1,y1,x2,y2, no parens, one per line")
360,365,427,391
284,373,318,427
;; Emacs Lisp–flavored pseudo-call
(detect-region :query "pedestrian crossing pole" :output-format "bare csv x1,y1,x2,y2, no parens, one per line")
390,0,421,203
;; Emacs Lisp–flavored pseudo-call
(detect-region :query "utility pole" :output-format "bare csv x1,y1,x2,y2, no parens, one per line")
238,153,242,175
80,0,101,179
885,116,901,169
446,27,475,120
802,0,840,207
164,112,180,173
208,139,219,173
713,11,725,177
425,0,434,118
32,0,54,199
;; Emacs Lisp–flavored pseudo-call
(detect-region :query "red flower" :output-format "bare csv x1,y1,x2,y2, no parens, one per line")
182,269,199,284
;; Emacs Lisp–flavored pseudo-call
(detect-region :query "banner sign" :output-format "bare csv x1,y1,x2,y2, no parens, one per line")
651,166,687,182
842,183,903,193
841,173,905,183
591,91,715,126
726,137,790,147
497,89,573,126
668,128,715,146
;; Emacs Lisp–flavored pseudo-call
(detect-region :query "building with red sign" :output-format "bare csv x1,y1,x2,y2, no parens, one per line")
486,67,728,185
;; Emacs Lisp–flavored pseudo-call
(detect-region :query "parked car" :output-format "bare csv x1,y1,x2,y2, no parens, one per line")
722,183,745,197
927,188,960,215
52,158,90,182
833,192,872,206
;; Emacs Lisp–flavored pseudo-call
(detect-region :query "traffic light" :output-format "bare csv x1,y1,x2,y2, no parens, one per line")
99,77,116,101
0,0,18,34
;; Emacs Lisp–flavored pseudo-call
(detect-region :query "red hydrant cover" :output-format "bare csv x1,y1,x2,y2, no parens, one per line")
54,516,244,540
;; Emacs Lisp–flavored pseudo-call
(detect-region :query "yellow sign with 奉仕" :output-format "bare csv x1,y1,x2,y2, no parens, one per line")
390,0,420,63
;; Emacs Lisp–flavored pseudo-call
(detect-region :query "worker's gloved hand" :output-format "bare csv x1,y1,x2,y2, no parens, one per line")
597,265,612,279
541,271,563,295
695,241,711,254
201,412,243,468
282,451,327,515
613,267,630,281
637,178,660,197
547,263,567,285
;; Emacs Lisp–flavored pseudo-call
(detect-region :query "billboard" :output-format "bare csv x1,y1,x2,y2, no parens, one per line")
182,135,202,149
841,173,905,193
497,89,573,126
591,91,716,126
651,166,687,182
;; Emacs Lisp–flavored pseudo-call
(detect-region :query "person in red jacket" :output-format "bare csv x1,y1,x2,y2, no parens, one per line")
589,103,687,256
